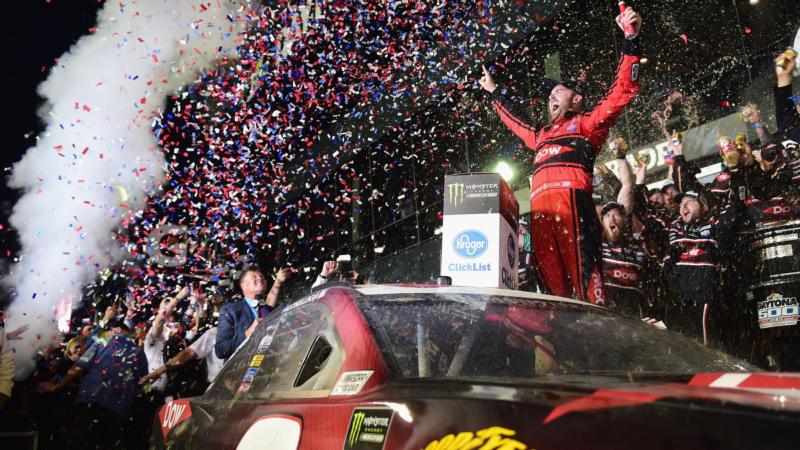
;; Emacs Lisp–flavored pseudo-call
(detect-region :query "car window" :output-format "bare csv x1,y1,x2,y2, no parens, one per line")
204,301,343,401
294,335,333,387
359,294,755,380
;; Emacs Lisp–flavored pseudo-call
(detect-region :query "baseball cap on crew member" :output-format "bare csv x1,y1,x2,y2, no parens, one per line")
660,181,677,194
674,190,708,207
600,201,627,217
541,78,585,99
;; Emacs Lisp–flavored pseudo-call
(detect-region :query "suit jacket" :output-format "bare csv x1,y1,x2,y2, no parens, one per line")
214,300,273,360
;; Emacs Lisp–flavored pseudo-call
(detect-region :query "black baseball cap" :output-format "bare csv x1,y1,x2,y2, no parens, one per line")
600,201,627,217
674,190,708,207
660,181,677,194
761,142,781,163
541,78,585,98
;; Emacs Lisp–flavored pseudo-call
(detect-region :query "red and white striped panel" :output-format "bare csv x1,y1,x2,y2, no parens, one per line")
690,373,800,399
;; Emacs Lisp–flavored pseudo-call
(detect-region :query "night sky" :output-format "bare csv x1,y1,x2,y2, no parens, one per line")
1,1,101,263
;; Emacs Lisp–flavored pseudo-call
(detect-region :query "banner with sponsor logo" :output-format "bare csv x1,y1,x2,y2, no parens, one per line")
757,292,800,329
444,173,518,230
442,174,519,289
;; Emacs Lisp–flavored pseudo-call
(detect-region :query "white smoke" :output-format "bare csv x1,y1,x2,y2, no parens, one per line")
3,0,245,378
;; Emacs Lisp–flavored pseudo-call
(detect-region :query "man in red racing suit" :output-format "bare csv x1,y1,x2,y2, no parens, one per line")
479,8,642,304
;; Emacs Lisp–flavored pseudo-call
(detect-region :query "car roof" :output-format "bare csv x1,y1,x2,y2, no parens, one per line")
351,285,604,309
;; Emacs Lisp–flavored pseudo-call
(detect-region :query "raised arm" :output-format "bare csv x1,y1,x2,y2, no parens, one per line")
265,268,292,308
480,65,539,149
669,133,704,194
151,286,188,339
612,139,635,213
582,8,642,147
774,49,797,138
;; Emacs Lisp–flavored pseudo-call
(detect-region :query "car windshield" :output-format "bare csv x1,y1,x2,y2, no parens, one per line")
359,293,755,380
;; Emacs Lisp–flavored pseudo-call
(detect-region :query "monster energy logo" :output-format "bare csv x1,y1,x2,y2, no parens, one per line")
344,409,393,450
348,412,365,447
448,183,465,206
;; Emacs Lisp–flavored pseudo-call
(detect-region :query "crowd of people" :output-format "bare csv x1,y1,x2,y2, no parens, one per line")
0,5,798,449
504,18,800,371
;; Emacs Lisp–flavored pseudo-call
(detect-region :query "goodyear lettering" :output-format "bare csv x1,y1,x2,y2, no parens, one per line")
423,426,529,450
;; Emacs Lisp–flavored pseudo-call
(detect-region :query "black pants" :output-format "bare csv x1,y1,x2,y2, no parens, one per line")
607,287,644,319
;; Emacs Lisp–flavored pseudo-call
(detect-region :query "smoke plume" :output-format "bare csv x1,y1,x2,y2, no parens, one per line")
3,0,243,378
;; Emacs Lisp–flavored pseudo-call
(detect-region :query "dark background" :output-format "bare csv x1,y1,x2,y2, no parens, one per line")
0,0,101,262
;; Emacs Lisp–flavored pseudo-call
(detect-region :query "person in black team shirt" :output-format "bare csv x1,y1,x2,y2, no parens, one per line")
662,188,742,344
600,201,649,318
600,142,665,319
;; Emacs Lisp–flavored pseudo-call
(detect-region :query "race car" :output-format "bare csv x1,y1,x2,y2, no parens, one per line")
152,284,800,449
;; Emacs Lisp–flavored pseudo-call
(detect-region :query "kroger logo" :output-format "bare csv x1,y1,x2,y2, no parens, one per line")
453,230,488,259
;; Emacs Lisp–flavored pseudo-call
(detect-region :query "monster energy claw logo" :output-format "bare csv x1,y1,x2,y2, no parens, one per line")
448,183,465,206
348,412,365,447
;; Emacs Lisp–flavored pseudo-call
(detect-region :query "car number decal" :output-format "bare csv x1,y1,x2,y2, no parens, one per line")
342,408,394,450
331,370,374,396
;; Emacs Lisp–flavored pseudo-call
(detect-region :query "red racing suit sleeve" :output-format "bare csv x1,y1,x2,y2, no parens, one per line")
581,37,642,149
491,89,539,150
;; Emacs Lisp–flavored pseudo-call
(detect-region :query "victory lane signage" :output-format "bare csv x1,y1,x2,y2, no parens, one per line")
343,408,394,450
441,173,519,289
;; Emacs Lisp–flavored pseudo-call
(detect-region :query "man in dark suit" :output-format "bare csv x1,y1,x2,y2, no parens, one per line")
214,267,291,360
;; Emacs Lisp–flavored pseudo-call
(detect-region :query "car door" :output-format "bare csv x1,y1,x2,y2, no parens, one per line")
224,300,348,449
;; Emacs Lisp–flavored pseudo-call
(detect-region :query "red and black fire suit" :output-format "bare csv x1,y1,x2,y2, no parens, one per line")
663,198,742,343
490,38,641,304
602,237,649,318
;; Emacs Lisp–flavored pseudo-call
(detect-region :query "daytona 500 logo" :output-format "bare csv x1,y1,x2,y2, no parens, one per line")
453,230,488,258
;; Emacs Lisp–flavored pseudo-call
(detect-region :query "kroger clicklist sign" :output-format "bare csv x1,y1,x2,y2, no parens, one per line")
441,173,518,289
